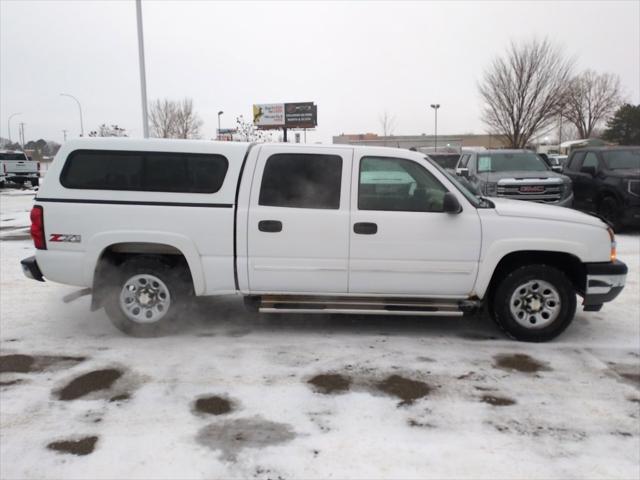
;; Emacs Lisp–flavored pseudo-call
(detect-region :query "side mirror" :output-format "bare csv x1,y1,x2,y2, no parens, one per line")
551,165,564,173
456,167,469,178
581,165,596,176
443,192,462,214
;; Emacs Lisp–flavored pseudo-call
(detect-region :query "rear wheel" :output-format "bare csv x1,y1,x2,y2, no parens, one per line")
104,256,191,337
491,265,576,342
598,196,622,231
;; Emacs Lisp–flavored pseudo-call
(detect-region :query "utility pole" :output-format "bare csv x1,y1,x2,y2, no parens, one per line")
136,0,149,138
430,104,440,152
62,129,68,142
19,122,25,149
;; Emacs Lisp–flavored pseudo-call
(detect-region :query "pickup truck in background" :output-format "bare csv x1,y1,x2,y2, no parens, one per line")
21,138,627,342
0,150,40,187
455,149,573,207
563,146,640,231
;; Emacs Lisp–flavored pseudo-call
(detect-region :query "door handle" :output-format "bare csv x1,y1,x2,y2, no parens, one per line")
353,222,377,235
258,220,282,233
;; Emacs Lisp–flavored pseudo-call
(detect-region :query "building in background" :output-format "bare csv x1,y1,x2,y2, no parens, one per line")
332,133,510,151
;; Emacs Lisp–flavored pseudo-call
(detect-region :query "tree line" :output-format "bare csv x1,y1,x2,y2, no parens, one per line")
478,37,637,147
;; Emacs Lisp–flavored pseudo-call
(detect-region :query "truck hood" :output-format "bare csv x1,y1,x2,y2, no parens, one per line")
490,197,606,228
482,170,567,182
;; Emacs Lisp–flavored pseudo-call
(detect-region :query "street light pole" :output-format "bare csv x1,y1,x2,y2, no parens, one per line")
217,111,224,139
136,0,149,138
60,93,84,136
7,112,21,143
430,104,440,152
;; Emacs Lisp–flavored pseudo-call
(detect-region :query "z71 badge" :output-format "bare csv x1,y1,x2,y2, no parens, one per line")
49,234,82,243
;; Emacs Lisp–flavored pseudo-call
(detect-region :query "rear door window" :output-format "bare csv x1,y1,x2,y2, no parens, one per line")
60,150,228,193
259,153,342,209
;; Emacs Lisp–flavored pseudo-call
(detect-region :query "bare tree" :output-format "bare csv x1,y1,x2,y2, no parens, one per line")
562,70,622,139
149,99,178,138
149,98,203,139
174,98,203,139
379,110,397,137
478,38,573,148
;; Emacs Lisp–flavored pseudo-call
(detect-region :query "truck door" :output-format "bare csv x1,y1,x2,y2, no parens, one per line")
247,145,352,293
349,153,481,296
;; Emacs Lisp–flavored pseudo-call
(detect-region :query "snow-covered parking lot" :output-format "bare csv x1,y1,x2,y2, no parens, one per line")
1,189,639,480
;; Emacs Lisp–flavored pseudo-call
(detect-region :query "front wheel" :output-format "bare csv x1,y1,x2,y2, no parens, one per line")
104,257,191,337
491,265,576,342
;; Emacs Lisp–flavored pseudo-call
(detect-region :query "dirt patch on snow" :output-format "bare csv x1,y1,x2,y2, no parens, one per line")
47,436,98,456
0,354,86,373
375,374,431,405
109,393,130,403
494,353,551,373
308,373,351,394
56,368,123,401
480,394,516,406
196,416,296,460
193,395,234,415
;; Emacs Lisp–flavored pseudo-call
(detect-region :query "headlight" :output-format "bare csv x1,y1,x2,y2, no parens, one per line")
484,182,497,195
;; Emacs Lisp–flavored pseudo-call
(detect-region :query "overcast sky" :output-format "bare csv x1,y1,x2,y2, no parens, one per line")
1,0,638,144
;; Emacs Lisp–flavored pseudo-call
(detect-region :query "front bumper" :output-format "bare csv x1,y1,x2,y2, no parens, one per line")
21,256,44,282
581,260,627,310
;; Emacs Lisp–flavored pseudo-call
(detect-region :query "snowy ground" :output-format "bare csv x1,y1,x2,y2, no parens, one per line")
1,189,639,480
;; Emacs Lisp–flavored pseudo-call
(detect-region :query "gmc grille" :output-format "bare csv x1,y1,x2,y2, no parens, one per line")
496,183,564,203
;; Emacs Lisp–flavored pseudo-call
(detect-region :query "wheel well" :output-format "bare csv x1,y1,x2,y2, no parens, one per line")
486,251,585,309
91,243,194,311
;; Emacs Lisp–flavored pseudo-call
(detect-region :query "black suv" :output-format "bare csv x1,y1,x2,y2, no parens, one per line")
564,147,640,230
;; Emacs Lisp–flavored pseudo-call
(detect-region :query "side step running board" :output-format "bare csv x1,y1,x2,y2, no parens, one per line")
257,295,479,316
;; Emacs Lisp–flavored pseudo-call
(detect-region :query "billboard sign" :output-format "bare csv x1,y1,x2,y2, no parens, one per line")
253,102,317,129
253,104,285,127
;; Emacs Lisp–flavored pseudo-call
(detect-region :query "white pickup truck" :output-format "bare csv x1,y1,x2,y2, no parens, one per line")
0,150,40,187
21,138,627,341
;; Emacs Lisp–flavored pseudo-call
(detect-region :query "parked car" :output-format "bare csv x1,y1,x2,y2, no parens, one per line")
455,149,573,207
564,146,640,230
0,150,40,186
425,152,460,172
21,138,626,342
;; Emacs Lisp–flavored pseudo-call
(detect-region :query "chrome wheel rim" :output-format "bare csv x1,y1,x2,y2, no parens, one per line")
509,279,561,329
119,274,171,324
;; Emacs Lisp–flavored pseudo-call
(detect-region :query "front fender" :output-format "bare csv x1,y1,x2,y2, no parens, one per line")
474,239,589,298
83,231,206,295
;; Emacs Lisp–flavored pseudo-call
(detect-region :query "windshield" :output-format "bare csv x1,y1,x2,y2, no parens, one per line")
425,157,492,208
477,152,549,172
603,150,640,170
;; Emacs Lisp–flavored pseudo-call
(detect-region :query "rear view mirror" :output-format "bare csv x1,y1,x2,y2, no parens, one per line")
456,167,469,178
443,192,462,214
551,165,564,173
581,166,596,176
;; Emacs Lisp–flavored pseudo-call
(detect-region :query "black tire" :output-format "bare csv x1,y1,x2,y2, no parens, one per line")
31,178,39,187
491,264,576,342
598,196,622,232
104,256,191,337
